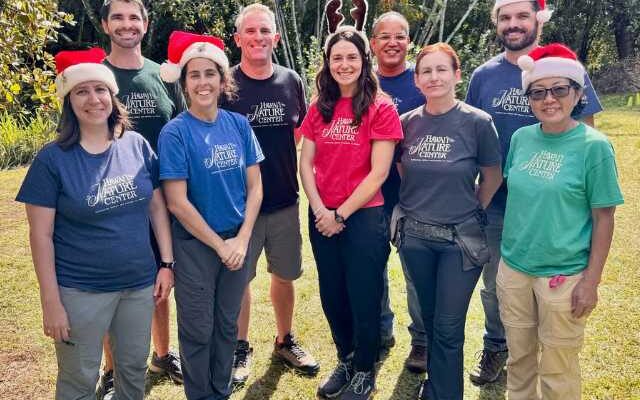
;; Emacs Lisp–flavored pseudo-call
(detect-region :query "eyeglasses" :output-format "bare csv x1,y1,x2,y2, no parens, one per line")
374,33,409,42
526,85,572,101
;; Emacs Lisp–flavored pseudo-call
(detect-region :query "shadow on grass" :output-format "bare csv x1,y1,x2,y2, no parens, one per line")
145,370,175,395
239,357,288,400
475,369,507,400
389,367,424,400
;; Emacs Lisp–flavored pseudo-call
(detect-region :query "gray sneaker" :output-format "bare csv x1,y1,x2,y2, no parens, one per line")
273,333,320,376
317,360,352,398
232,340,253,385
469,349,508,385
340,370,376,400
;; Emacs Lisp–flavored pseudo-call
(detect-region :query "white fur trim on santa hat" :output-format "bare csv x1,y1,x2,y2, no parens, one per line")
492,0,553,23
160,42,229,83
519,56,585,91
55,63,118,99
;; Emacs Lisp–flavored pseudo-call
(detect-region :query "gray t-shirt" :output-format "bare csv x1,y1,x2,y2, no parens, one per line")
398,101,501,225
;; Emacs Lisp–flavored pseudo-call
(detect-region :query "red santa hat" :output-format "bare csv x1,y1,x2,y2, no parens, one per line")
493,0,553,23
54,47,118,99
159,31,229,83
517,43,585,91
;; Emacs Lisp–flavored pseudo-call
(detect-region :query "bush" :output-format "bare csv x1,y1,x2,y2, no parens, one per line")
0,0,73,116
0,111,57,169
592,56,640,95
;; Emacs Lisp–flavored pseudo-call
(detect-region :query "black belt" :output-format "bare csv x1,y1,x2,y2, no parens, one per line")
403,216,455,243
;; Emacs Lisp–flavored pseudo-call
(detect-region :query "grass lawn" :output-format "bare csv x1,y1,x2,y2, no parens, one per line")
0,99,638,399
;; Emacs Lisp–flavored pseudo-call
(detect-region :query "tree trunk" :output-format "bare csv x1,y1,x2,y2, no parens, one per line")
610,0,634,59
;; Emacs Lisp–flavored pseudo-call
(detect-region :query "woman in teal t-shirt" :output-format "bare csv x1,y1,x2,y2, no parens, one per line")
499,44,623,399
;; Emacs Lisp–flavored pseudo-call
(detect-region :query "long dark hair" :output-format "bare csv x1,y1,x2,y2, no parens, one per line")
56,90,131,150
316,29,378,126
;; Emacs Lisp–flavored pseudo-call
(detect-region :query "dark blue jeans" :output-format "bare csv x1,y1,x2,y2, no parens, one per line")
481,206,508,352
309,206,390,372
400,235,481,400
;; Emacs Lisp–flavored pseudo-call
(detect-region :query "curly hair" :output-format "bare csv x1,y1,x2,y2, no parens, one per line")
316,28,378,126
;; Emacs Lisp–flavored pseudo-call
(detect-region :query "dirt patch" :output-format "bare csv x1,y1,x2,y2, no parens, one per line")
0,348,54,399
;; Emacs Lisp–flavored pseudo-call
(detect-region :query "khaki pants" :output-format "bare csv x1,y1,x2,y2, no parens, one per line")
496,260,587,400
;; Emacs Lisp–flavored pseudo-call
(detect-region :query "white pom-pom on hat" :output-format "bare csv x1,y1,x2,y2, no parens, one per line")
159,62,182,83
517,55,535,72
536,8,553,23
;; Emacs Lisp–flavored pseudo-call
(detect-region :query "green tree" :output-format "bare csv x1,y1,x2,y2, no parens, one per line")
0,0,73,115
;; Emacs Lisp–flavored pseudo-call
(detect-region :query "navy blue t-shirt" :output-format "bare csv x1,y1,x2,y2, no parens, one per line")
16,132,159,292
466,52,603,211
158,110,264,233
377,66,426,215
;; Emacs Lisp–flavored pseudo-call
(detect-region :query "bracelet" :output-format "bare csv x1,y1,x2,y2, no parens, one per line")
312,206,325,216
159,261,175,270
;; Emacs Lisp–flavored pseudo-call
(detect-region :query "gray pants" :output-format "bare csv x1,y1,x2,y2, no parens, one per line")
173,226,248,400
55,285,154,400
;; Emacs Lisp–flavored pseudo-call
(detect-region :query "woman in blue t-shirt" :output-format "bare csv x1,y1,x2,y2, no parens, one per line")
395,43,503,400
16,48,174,400
499,43,623,400
157,31,263,400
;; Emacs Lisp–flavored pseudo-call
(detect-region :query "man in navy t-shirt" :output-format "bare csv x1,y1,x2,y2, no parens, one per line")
465,0,603,386
219,3,319,385
370,11,427,373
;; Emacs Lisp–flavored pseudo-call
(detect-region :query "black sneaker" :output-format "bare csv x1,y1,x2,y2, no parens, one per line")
317,360,353,398
96,369,114,400
273,333,320,376
377,335,396,362
469,349,508,385
404,344,427,373
232,340,253,385
340,370,376,400
149,350,183,384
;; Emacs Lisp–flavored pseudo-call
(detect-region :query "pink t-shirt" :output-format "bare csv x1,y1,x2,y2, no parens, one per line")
300,95,403,209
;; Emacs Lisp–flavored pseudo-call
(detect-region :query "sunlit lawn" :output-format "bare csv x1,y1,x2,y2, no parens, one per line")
0,97,638,399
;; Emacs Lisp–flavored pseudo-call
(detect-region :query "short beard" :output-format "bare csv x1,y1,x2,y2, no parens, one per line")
497,23,538,51
109,33,144,50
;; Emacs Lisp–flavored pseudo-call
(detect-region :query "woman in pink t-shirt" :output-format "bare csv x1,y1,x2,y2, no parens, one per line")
299,25,403,400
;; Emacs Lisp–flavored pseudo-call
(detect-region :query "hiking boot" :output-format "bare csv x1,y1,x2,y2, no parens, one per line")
340,370,376,400
404,344,427,373
232,340,253,385
317,360,353,398
273,333,320,376
469,349,508,385
149,350,183,384
380,335,396,350
96,369,114,400
377,335,396,362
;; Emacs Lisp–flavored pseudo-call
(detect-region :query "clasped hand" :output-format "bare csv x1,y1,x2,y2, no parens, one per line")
315,207,345,237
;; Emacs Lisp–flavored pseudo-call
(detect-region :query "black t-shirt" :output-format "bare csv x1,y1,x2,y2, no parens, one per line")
220,64,307,213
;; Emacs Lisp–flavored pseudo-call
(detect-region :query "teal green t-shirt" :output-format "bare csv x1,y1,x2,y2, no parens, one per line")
104,58,186,151
502,123,623,277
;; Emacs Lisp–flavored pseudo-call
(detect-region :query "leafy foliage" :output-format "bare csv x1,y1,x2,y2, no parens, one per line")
0,111,56,169
0,0,73,115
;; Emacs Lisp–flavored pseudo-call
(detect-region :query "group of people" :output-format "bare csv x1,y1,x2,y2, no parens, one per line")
16,0,623,399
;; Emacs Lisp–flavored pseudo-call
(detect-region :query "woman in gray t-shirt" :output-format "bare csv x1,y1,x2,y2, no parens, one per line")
395,43,502,400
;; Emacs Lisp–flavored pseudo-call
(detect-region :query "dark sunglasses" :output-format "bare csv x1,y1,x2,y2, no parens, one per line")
525,85,572,101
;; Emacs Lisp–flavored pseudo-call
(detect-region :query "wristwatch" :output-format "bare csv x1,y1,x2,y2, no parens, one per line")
159,261,175,270
334,210,345,224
